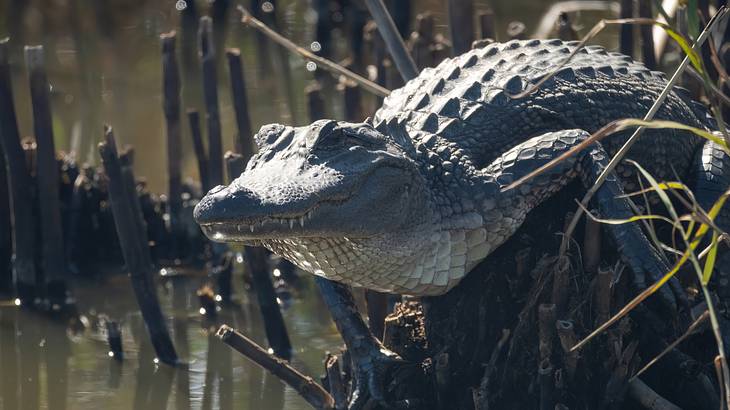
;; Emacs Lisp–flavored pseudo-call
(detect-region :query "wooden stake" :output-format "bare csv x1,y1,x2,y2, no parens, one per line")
25,45,68,305
620,0,635,57
226,152,292,359
478,10,496,41
199,17,223,188
638,0,657,69
305,81,326,122
0,39,37,302
226,49,255,161
161,32,183,255
447,0,475,55
186,109,210,191
98,127,178,365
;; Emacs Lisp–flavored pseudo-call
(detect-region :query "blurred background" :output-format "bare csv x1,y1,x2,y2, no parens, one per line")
0,0,618,193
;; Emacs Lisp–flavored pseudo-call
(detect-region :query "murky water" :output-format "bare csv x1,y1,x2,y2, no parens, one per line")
1,265,344,410
0,0,617,409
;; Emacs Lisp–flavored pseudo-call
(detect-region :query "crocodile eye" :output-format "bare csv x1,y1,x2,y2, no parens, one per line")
312,128,375,152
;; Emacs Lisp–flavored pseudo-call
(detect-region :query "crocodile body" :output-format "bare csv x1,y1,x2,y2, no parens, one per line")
194,39,719,297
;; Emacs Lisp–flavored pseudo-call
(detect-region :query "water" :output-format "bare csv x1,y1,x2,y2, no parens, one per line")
0,1,617,408
1,268,343,410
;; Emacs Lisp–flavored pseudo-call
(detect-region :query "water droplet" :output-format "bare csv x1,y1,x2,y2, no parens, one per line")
306,61,317,72
13,298,21,306
261,1,274,13
273,268,281,277
108,351,115,357
199,307,206,315
310,41,322,52
214,294,222,302
175,0,187,11
153,358,160,364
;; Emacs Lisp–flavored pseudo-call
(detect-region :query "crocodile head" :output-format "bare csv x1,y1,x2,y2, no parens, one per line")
194,119,444,294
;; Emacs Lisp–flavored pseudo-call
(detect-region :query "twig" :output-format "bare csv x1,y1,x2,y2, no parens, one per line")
25,45,68,304
216,325,334,409
237,6,389,97
0,38,37,302
363,0,419,81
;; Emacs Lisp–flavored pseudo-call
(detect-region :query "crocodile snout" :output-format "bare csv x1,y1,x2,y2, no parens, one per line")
194,184,260,225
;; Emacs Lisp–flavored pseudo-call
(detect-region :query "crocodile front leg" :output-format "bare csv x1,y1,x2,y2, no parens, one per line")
480,129,681,319
315,276,405,409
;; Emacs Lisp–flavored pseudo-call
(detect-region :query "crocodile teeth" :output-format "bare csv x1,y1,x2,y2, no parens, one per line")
289,219,294,229
299,216,305,227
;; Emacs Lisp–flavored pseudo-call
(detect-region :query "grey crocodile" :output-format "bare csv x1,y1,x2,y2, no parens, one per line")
195,39,722,297
194,39,727,407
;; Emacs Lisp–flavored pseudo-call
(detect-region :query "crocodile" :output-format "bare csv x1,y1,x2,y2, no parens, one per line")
194,39,726,407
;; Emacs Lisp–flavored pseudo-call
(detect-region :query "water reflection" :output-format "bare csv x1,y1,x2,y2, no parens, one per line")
201,332,232,410
44,319,71,410
0,308,19,410
18,310,40,410
1,270,342,410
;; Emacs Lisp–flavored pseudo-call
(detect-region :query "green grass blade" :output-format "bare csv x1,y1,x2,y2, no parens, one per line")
703,232,719,285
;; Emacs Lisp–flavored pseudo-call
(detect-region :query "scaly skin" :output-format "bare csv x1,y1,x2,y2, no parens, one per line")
195,39,726,408
194,39,716,296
